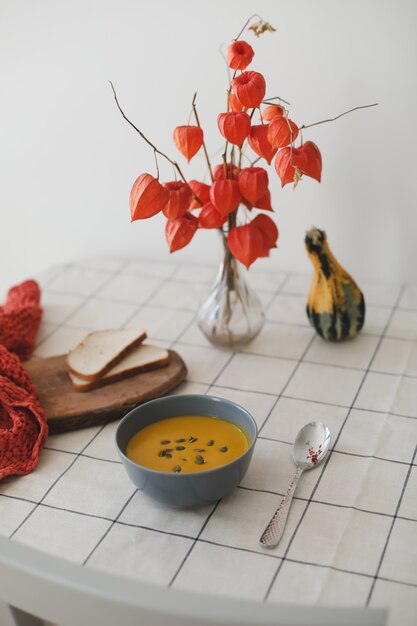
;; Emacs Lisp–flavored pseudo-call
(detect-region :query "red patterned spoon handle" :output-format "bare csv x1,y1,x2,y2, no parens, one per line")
260,466,303,548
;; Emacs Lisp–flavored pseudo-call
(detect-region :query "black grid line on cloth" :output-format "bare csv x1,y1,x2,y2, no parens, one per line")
195,384,417,423
168,499,222,588
160,353,244,586
262,284,406,602
163,329,317,588
41,448,123,465
4,485,417,594
38,293,406,343
4,489,417,589
8,421,112,538
262,272,292,309
256,435,415,467
121,330,417,381
37,262,75,290
70,277,214,568
72,260,415,315
34,259,132,351
366,444,417,605
9,258,148,537
162,272,300,587
22,265,206,551
109,263,180,331
236,485,417,522
73,257,176,278
26,263,76,344
4,473,417,528
278,288,401,309
256,332,317,439
82,489,138,565
4,262,416,610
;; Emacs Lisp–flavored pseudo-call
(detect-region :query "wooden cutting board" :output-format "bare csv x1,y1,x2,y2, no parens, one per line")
25,350,187,434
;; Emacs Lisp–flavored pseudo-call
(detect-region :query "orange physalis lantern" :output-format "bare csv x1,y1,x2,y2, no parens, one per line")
255,189,273,212
229,92,245,113
267,117,299,148
198,202,227,229
241,189,274,212
299,141,322,182
252,214,279,250
217,112,251,146
173,125,204,162
274,147,308,187
248,125,277,164
213,163,239,180
189,180,211,209
227,40,255,70
166,214,198,252
162,181,193,220
231,71,266,108
130,173,170,221
227,223,264,269
261,104,285,122
238,167,269,205
209,179,242,216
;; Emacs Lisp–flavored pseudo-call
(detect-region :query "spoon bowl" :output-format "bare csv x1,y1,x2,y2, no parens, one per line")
293,421,331,470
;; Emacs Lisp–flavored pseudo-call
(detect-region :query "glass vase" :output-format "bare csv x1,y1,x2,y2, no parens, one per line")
197,234,265,348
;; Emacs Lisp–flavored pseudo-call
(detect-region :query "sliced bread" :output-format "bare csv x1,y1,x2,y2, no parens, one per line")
66,328,147,381
69,344,170,392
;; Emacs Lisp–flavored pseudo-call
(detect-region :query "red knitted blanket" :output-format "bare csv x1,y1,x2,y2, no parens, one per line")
0,280,48,480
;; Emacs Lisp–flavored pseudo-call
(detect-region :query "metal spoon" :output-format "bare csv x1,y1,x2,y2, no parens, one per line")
260,421,331,548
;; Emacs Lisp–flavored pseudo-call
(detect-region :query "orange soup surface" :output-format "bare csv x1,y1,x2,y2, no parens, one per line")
126,415,250,474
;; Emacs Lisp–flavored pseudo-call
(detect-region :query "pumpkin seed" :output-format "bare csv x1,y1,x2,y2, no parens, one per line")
160,440,171,445
188,436,198,443
165,452,173,458
158,448,174,457
220,446,228,453
176,446,186,451
175,438,186,443
195,455,206,465
206,440,215,446
173,465,182,473
194,448,206,453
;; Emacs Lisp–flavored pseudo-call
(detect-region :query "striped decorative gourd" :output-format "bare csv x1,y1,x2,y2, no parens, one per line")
305,228,365,341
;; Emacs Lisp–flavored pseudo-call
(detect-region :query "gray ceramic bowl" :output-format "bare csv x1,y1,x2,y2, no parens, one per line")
115,394,257,507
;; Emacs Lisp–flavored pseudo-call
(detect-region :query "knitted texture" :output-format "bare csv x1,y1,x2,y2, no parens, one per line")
0,281,48,480
0,280,43,361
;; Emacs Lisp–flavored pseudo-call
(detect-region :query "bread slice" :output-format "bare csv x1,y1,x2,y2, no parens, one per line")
66,328,147,381
69,344,170,392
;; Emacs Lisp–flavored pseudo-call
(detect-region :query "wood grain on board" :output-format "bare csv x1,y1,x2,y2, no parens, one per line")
25,350,187,433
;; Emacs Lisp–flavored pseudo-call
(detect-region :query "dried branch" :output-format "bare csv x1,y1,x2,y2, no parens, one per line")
262,95,291,106
222,140,229,177
153,149,160,180
219,44,231,87
300,103,378,130
110,81,201,203
234,14,262,41
192,92,214,182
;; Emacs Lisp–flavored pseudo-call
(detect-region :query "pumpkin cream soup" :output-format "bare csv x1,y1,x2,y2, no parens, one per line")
126,415,250,473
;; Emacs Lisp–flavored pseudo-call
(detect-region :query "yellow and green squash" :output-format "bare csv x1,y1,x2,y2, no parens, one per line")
305,227,365,341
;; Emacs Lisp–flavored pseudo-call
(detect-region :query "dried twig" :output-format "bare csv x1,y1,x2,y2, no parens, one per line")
300,103,378,130
110,81,201,203
192,93,214,182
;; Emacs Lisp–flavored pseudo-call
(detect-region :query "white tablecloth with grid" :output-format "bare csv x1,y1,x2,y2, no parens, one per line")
1,257,416,626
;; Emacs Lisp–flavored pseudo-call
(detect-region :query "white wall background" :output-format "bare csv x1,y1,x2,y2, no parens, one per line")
1,0,416,288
